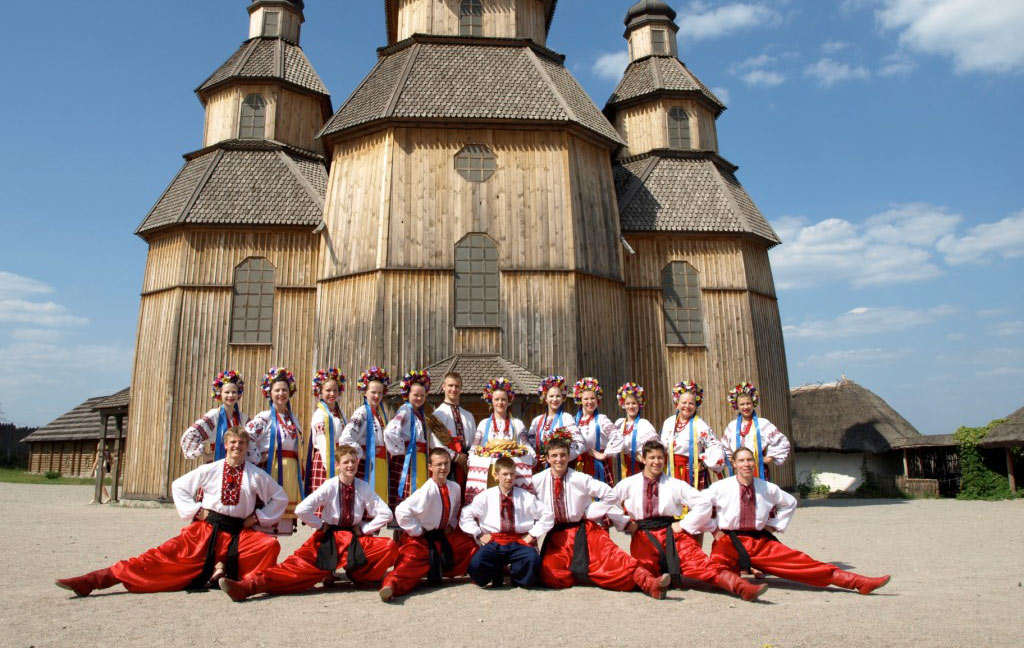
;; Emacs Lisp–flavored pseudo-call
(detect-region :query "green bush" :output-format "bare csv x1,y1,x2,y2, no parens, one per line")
44,470,61,480
955,420,1016,500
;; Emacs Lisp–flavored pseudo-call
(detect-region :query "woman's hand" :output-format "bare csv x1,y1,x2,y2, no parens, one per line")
591,450,607,461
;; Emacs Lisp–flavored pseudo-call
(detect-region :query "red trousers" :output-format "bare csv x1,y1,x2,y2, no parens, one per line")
108,521,280,593
381,529,478,597
709,533,837,587
541,521,638,591
630,527,721,584
248,529,397,594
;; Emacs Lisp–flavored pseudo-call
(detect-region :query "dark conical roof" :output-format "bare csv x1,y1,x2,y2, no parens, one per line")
249,0,304,10
625,0,677,25
196,37,328,97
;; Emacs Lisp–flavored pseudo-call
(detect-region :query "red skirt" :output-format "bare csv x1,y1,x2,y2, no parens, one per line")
671,456,711,490
108,520,280,593
381,529,478,597
308,449,329,492
575,454,617,486
629,526,720,585
541,521,637,591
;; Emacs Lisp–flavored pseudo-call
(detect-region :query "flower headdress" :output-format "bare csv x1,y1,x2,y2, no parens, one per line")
482,377,515,403
211,370,244,400
357,366,391,392
261,367,296,398
400,369,431,398
312,368,346,398
537,375,566,401
616,382,645,408
728,382,759,409
672,380,703,406
572,377,602,404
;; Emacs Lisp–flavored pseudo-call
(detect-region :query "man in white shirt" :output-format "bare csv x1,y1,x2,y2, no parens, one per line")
460,456,554,587
431,372,475,490
220,445,397,601
379,448,478,601
533,438,670,598
57,428,285,596
691,447,890,595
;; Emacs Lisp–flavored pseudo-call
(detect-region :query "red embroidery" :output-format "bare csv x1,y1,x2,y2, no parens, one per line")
499,492,515,533
552,474,569,523
643,476,659,518
221,463,244,506
439,483,451,530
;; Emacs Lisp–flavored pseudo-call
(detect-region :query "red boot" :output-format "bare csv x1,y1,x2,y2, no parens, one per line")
830,570,890,595
715,570,768,602
219,577,257,602
633,567,671,600
55,568,119,597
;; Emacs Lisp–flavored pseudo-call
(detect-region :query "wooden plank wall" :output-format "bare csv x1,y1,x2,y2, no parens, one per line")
394,0,547,43
202,84,325,152
613,99,720,158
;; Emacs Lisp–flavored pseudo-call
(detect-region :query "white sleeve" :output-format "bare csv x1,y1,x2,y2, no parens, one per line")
700,423,727,473
361,486,393,535
763,420,791,464
766,482,797,532
245,412,271,459
180,409,217,460
295,482,331,530
561,415,586,460
171,464,208,521
383,404,412,456
721,419,737,464
463,410,477,446
310,410,327,458
659,417,675,447
599,415,622,455
459,491,486,537
253,468,288,525
339,407,366,459
527,493,555,538
582,474,617,521
395,486,427,536
680,482,717,535
472,419,486,447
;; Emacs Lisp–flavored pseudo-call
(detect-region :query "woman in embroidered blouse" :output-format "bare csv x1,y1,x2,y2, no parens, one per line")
659,380,725,490
306,368,347,493
613,382,658,481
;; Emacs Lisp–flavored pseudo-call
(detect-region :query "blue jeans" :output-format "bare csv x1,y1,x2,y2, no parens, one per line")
468,541,541,587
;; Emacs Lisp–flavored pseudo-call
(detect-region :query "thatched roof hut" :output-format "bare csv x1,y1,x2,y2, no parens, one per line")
979,406,1024,448
790,378,921,453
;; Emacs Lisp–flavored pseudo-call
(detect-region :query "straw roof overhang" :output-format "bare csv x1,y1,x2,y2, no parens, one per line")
21,388,130,444
892,434,958,449
790,378,921,453
386,354,542,398
384,0,558,45
92,388,130,415
980,406,1024,447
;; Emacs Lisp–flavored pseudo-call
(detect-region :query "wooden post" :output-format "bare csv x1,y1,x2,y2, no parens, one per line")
93,415,108,504
112,414,124,503
1006,447,1017,493
902,449,909,477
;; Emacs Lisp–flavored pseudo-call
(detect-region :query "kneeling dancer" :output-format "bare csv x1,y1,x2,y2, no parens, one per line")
220,445,397,601
611,440,765,601
460,456,553,587
532,438,670,599
697,447,890,595
57,428,286,596
379,448,478,601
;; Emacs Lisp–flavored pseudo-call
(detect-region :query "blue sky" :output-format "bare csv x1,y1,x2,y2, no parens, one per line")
1,0,1022,434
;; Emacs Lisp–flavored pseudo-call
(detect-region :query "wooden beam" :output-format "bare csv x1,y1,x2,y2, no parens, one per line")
111,414,124,503
93,415,108,504
903,449,910,478
1006,447,1017,493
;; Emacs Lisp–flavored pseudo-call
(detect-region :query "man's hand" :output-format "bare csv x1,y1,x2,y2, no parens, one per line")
522,534,537,546
670,521,684,534
765,525,778,533
479,533,492,545
243,513,258,529
351,526,363,537
625,521,638,535
196,509,209,521
455,452,469,468
591,450,606,461
713,530,725,541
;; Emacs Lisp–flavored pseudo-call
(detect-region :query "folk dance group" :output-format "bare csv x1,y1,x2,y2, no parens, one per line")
57,368,889,602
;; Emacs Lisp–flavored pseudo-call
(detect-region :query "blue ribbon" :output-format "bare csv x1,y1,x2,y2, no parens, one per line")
267,403,304,498
213,404,236,461
576,409,606,482
362,399,387,485
688,416,696,486
727,413,766,479
483,416,492,445
397,403,423,499
627,418,638,475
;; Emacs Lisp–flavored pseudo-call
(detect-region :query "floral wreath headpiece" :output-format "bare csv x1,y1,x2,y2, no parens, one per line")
728,382,758,409
261,367,296,398
312,368,346,398
572,377,603,404
211,370,244,400
616,382,645,409
537,375,566,401
482,377,515,403
672,380,703,406
400,369,431,398
357,366,391,392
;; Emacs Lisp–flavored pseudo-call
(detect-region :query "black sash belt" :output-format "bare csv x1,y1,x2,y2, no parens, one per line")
542,519,592,584
315,524,367,573
186,511,245,591
725,529,778,573
422,528,455,585
636,516,681,582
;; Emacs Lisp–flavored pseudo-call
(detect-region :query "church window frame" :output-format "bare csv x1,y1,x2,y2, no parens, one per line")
661,261,705,347
460,0,483,37
454,233,500,328
263,11,280,37
667,106,691,149
454,144,497,183
239,94,267,140
651,28,667,55
230,257,275,345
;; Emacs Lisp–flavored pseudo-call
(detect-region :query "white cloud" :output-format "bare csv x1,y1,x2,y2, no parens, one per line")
879,51,917,76
804,58,870,86
822,40,851,53
10,328,65,342
990,320,1024,337
784,305,955,339
710,86,731,104
0,299,89,327
801,347,912,366
976,366,1024,378
731,53,786,86
877,0,1024,74
977,309,1006,319
734,54,777,71
0,271,54,298
678,3,781,40
945,332,967,342
864,203,961,245
936,209,1024,265
741,69,786,86
591,51,629,81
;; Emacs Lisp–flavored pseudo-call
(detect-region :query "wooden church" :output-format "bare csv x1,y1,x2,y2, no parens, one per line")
122,0,794,500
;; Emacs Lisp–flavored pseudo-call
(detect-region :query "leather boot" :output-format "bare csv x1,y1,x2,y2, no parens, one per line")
715,570,767,602
633,566,671,599
55,568,119,597
830,569,890,595
219,577,258,602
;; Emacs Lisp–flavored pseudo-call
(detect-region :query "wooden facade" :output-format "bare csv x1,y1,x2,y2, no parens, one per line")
28,441,126,478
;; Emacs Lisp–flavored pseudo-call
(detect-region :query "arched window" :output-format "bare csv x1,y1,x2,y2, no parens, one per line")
668,107,691,149
661,261,704,346
460,0,483,37
239,94,266,140
231,257,275,344
454,144,496,182
454,234,499,328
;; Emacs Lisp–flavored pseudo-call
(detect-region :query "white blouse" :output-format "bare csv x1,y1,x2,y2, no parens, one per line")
720,416,791,465
526,411,585,460
575,412,624,455
659,414,726,472
338,404,388,460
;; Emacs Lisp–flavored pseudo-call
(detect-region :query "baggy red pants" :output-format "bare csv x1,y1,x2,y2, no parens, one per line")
542,521,638,590
108,520,280,593
630,527,721,584
381,529,478,597
248,528,397,594
709,533,837,587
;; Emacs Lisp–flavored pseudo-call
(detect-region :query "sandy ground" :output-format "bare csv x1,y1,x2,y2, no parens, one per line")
3,483,1022,648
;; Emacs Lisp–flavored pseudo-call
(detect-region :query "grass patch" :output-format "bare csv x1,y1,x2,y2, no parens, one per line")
0,468,108,485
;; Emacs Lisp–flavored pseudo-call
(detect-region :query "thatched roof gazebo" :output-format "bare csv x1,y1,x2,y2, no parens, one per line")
980,405,1023,492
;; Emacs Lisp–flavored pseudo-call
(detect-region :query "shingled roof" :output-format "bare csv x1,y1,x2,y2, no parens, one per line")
606,55,725,113
22,389,130,444
92,388,130,413
980,405,1024,448
614,151,780,244
136,140,326,236
197,37,329,98
790,378,922,453
387,354,543,397
319,38,622,145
